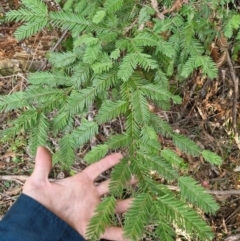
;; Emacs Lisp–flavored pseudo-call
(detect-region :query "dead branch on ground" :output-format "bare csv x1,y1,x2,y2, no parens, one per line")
1,175,240,195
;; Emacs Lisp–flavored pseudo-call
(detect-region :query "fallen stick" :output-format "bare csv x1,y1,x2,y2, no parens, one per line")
1,175,240,195
209,190,240,195
0,175,28,181
167,185,240,195
224,233,240,241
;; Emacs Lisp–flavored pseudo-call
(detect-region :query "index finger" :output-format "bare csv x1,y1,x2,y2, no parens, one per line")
83,153,122,180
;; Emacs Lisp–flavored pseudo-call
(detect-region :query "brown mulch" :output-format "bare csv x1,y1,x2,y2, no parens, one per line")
1,1,240,241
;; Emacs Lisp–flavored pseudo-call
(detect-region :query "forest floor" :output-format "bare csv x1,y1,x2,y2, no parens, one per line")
1,1,240,241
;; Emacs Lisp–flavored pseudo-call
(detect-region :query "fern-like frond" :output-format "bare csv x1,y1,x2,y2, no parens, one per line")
131,89,150,124
92,10,106,24
83,43,102,64
52,112,72,134
73,34,95,49
190,38,204,56
0,92,26,112
118,53,158,81
53,134,76,167
79,1,99,18
50,11,90,33
22,0,47,14
1,109,38,138
92,61,113,74
139,125,162,154
138,6,155,25
140,83,176,104
63,0,74,11
74,0,88,13
109,157,132,196
28,112,49,154
71,120,99,148
179,176,219,214
84,144,108,163
201,150,223,165
140,125,159,146
180,23,194,51
48,52,77,68
110,48,121,60
156,39,175,58
140,139,162,154
98,30,119,43
106,134,131,150
92,69,118,93
82,35,100,46
120,81,134,102
149,113,173,137
0,88,64,112
133,32,158,47
160,149,184,167
154,69,169,89
237,31,240,40
28,71,72,87
124,193,152,241
64,88,96,116
172,133,201,157
180,56,195,78
157,194,214,240
137,151,178,181
129,155,150,183
26,87,65,104
117,53,138,81
6,9,41,22
152,204,176,241
181,54,217,79
86,196,116,240
125,113,141,154
137,53,158,71
96,100,128,124
71,63,92,88
224,14,240,38
14,18,48,40
154,218,175,241
195,56,218,79
104,0,123,14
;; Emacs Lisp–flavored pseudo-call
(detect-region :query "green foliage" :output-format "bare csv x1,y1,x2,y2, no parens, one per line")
96,100,128,124
3,0,233,240
109,157,132,195
202,150,223,165
84,144,108,163
92,10,106,24
157,193,214,240
124,193,152,240
172,134,202,157
179,176,219,214
160,149,185,167
86,196,116,240
224,14,240,38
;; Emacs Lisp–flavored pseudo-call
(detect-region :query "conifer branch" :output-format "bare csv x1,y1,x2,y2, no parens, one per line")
3,1,229,239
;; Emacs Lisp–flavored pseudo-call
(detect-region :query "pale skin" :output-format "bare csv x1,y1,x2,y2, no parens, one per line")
23,146,132,241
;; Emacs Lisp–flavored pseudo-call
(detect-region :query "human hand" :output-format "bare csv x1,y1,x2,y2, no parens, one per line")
23,146,132,241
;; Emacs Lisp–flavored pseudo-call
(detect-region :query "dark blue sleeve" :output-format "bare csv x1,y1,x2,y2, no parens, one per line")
0,193,85,241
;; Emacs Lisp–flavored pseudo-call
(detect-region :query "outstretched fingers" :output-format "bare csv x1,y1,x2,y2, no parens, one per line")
83,153,123,180
96,176,138,196
115,199,133,214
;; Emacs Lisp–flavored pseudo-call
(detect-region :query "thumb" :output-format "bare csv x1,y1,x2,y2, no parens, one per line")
31,146,52,182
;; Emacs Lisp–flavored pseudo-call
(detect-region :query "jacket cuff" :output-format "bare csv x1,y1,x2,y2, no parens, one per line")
0,193,85,241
